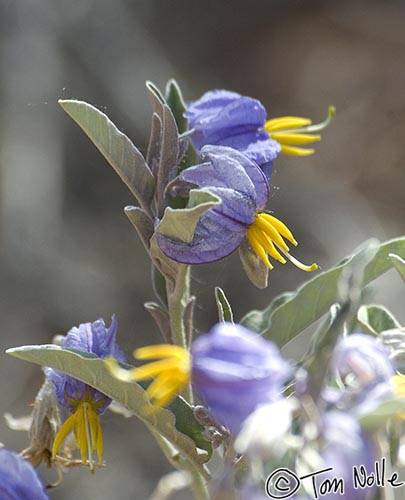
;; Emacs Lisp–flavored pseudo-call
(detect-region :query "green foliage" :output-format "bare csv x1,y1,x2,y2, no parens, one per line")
59,100,155,214
156,189,221,244
214,287,233,323
241,237,405,347
6,346,212,471
357,304,401,335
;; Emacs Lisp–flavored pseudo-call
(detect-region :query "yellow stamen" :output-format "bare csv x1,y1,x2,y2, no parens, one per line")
265,117,312,132
264,106,335,156
271,133,321,145
52,401,103,473
247,212,318,273
105,345,191,411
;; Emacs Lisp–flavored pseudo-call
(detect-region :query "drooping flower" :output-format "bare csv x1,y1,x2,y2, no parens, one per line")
156,145,318,273
107,322,291,434
46,316,125,471
0,448,49,500
185,89,334,178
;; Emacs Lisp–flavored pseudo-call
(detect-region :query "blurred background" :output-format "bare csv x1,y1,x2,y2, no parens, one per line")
1,0,405,498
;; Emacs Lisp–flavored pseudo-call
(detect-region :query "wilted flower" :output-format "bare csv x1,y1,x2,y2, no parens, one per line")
107,322,291,433
185,89,334,178
156,145,318,273
46,316,125,471
0,448,49,500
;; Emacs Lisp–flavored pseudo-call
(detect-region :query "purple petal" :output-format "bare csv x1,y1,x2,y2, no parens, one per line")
191,323,291,432
156,210,246,264
0,448,49,500
201,145,270,210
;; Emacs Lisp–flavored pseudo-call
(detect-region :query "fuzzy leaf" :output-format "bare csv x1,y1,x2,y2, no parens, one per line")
156,104,180,216
357,304,401,335
389,253,405,283
241,237,405,347
156,189,221,244
6,345,212,468
214,287,233,323
359,398,405,431
124,206,154,252
165,79,188,134
59,99,155,213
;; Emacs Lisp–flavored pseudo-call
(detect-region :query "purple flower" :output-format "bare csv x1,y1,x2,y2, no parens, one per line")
314,411,376,500
46,316,125,415
156,145,317,273
185,90,280,178
46,316,125,470
185,90,332,178
191,322,291,433
325,334,394,415
0,448,49,500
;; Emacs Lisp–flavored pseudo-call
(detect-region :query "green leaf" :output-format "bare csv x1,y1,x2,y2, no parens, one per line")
59,99,155,214
7,345,212,470
359,398,405,431
389,253,405,283
156,189,221,244
124,206,154,252
214,287,233,323
357,304,401,335
156,104,180,217
240,237,405,347
165,79,188,134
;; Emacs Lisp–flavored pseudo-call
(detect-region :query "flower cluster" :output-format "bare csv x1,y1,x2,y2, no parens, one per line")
157,145,318,273
108,322,291,433
45,316,125,471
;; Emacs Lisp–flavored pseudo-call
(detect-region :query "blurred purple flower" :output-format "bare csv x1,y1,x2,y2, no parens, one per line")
0,448,49,500
46,316,125,470
315,411,376,500
325,333,394,415
191,322,291,433
185,90,331,179
156,145,317,273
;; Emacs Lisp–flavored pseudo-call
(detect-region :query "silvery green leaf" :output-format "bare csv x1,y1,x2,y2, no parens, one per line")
379,328,405,373
152,264,169,307
359,398,405,431
165,79,188,134
238,237,268,289
144,302,172,343
156,104,180,216
146,112,162,176
7,345,212,468
124,206,154,252
214,287,233,323
146,80,165,115
357,304,401,335
389,253,405,283
59,99,155,214
156,189,221,244
240,237,405,347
